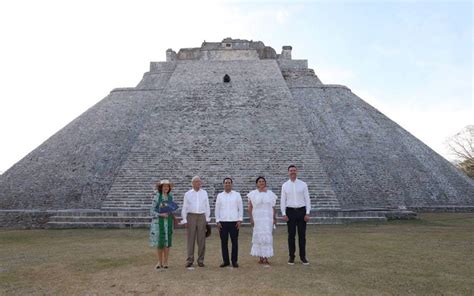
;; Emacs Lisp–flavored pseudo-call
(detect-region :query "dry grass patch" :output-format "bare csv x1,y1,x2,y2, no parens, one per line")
1,213,473,295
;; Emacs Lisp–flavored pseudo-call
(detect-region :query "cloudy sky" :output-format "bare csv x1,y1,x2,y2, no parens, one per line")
0,0,472,173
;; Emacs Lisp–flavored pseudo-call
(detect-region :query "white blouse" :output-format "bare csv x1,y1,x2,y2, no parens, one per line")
247,189,277,207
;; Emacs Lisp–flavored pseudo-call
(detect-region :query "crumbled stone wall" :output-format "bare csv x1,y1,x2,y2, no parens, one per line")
0,210,54,229
201,49,260,61
136,62,176,89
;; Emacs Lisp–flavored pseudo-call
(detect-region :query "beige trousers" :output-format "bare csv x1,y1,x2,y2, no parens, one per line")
186,213,207,265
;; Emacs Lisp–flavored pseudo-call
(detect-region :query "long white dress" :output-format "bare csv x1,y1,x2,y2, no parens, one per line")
247,189,277,258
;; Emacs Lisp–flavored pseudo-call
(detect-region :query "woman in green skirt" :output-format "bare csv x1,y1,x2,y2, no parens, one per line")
150,179,175,269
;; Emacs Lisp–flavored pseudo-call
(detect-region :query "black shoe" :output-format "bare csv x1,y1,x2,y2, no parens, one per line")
232,263,239,268
301,258,310,265
288,258,295,265
163,266,168,269
185,263,193,268
220,263,230,268
198,262,205,267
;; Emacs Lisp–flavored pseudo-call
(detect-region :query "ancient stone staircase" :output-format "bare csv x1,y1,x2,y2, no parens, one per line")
47,59,388,228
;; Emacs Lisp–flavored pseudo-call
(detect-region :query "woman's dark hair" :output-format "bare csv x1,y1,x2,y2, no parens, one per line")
223,177,233,184
255,176,266,184
156,183,172,194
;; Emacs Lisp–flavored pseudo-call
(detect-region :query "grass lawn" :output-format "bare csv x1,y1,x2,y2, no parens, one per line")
1,213,473,295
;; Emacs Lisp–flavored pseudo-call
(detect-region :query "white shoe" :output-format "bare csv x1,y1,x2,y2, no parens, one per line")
288,258,295,265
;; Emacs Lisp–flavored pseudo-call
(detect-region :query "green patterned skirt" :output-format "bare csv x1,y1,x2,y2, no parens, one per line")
149,216,173,248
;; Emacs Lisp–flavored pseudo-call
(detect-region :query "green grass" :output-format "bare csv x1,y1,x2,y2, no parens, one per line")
1,213,473,295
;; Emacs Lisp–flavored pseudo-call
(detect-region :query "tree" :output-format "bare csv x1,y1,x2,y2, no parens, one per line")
446,125,474,179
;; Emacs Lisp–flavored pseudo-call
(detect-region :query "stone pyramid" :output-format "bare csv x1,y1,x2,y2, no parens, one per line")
1,38,473,228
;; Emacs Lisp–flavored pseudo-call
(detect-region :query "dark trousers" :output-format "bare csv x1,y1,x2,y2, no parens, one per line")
219,221,239,264
286,207,307,259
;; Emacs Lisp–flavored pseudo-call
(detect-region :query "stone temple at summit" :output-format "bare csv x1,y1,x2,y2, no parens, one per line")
1,38,473,228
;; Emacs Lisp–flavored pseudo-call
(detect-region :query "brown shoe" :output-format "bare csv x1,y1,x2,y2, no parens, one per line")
198,262,205,267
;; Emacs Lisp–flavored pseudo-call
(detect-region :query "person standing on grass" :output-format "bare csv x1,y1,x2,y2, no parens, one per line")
215,177,243,268
281,165,311,265
181,176,210,268
248,176,277,266
149,179,175,270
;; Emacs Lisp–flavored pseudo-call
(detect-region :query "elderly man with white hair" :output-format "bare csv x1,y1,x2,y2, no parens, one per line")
181,176,210,268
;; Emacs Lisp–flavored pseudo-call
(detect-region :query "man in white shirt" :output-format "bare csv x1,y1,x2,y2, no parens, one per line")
181,176,210,268
215,177,243,268
281,165,311,265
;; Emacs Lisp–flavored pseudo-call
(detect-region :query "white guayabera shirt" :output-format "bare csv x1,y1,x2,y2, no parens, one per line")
215,190,243,223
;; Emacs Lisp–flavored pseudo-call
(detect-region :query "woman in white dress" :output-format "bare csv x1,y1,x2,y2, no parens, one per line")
247,176,277,265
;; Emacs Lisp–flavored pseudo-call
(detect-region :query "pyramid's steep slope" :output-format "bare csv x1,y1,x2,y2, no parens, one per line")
289,86,474,209
0,91,160,209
